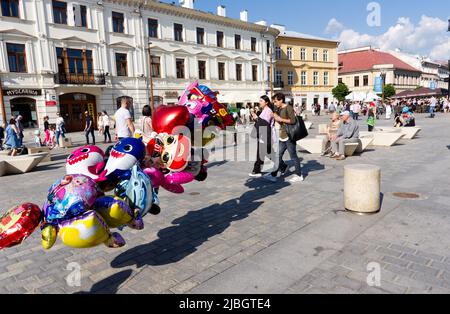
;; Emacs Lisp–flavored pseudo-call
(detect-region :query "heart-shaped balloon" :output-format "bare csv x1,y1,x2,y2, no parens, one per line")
152,106,190,134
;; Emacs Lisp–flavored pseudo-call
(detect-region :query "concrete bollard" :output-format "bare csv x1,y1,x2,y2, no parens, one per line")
344,164,381,214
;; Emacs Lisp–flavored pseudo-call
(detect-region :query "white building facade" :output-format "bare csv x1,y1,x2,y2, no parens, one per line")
0,0,278,131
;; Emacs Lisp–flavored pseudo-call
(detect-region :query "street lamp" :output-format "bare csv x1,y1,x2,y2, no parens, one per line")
147,40,155,114
381,70,386,103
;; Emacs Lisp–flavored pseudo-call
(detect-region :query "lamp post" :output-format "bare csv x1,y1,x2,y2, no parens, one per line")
381,70,386,103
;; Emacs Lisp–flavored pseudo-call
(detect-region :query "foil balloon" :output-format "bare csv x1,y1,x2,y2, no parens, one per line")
44,174,101,223
152,105,190,134
0,203,42,250
94,196,143,230
147,134,191,173
102,138,146,181
66,146,106,181
58,210,125,249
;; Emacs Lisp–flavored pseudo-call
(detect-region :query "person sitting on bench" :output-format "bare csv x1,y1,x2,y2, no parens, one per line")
330,111,360,161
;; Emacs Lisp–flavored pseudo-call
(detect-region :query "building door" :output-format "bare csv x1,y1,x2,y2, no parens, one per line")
10,97,37,128
59,93,97,132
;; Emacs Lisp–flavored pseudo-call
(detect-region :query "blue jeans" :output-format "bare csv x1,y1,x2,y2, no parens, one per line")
430,107,435,118
271,139,302,177
56,131,65,146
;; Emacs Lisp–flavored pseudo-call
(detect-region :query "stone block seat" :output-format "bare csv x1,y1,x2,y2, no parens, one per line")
355,136,374,154
27,146,52,162
360,131,404,147
0,154,46,176
400,127,421,140
344,143,359,157
297,137,326,154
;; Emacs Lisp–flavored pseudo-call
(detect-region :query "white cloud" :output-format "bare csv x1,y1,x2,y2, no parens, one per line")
325,15,450,61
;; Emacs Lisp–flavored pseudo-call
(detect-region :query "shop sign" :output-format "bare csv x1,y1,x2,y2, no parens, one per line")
4,89,42,97
45,101,57,106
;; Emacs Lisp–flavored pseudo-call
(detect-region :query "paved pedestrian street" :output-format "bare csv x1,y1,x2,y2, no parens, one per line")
1,114,450,294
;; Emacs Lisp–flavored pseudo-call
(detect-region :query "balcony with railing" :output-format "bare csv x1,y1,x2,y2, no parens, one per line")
54,69,106,85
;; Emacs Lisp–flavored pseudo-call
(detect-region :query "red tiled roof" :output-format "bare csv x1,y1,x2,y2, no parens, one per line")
338,49,421,74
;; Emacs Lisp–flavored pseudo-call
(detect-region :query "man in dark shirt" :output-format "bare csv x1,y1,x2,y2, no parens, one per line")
84,111,95,145
0,124,4,150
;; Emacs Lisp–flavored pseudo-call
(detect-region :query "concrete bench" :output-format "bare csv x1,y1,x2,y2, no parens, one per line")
27,146,52,162
360,132,404,147
345,143,359,157
0,160,5,177
400,127,421,140
318,124,328,135
355,137,374,154
305,122,313,130
297,137,326,154
0,154,46,176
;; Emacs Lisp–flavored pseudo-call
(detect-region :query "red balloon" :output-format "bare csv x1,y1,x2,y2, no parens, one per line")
152,105,190,134
0,203,42,250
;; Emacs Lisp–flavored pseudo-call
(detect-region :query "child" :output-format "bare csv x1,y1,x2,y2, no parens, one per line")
34,130,43,147
367,108,375,132
48,125,56,149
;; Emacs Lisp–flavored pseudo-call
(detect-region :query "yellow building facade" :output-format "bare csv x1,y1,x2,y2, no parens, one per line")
273,27,339,111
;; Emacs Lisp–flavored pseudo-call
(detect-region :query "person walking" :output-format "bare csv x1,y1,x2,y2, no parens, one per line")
0,123,4,150
97,112,104,138
353,102,361,120
15,115,24,146
263,93,304,184
5,118,21,156
102,111,112,143
84,111,95,145
55,112,66,147
114,98,135,140
329,111,360,161
43,116,50,146
140,105,153,144
249,95,275,177
430,96,437,118
385,102,392,120
367,107,376,132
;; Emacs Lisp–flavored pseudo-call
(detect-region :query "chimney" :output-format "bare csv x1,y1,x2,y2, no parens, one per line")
179,0,194,9
240,10,248,22
217,5,226,17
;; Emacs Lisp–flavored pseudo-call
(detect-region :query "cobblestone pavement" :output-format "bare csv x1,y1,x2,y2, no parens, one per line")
0,113,449,294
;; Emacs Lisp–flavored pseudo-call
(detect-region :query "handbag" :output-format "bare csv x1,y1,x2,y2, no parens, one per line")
285,116,308,142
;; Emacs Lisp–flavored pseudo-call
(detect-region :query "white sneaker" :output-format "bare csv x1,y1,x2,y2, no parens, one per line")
289,175,304,183
262,173,277,183
249,172,263,178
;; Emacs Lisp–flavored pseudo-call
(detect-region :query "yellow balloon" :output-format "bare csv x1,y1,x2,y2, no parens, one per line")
58,211,111,249
41,225,57,250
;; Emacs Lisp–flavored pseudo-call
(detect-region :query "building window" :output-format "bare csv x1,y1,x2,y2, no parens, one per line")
338,77,343,84
287,47,293,60
7,43,27,73
313,49,318,62
115,53,127,77
218,62,225,80
148,18,158,38
151,56,161,78
251,37,257,52
174,23,183,42
236,64,242,81
354,76,360,87
363,75,369,86
275,70,282,84
301,71,307,85
275,46,281,60
176,58,185,79
57,48,93,75
198,60,206,80
197,27,205,45
288,71,294,85
1,0,19,17
323,49,329,62
266,40,270,54
73,4,87,27
300,48,306,61
52,0,67,24
112,11,124,33
313,71,319,85
252,65,258,82
324,71,329,85
217,31,224,48
235,34,241,50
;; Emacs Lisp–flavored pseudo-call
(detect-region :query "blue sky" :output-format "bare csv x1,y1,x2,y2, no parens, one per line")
161,0,450,59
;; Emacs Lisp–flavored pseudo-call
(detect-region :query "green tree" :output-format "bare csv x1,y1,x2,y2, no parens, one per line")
383,84,396,98
332,83,351,102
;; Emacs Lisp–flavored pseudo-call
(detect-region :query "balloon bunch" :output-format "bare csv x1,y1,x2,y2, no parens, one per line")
0,82,235,251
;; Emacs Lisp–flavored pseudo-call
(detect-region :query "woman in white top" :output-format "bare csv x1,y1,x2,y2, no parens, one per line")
102,111,112,143
385,102,392,120
140,105,153,145
97,112,104,137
